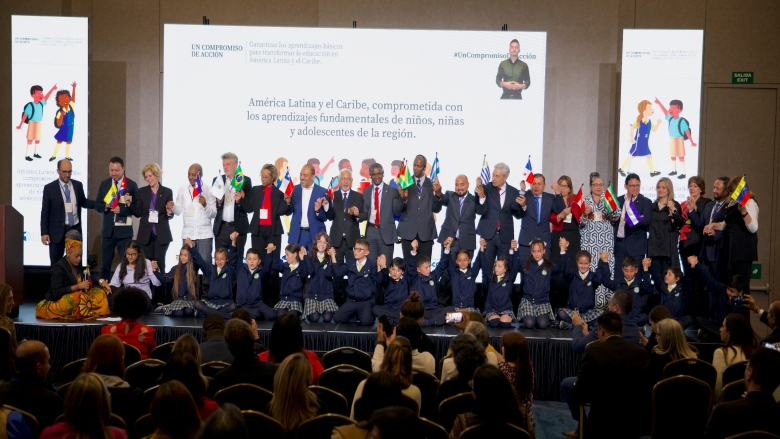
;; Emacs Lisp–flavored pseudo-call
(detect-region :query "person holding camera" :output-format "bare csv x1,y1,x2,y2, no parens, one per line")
743,295,780,346
688,256,751,340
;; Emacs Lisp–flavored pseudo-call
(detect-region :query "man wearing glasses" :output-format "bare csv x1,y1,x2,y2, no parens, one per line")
40,159,97,265
613,173,653,279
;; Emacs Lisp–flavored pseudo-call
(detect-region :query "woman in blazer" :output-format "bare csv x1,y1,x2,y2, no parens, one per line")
131,163,175,287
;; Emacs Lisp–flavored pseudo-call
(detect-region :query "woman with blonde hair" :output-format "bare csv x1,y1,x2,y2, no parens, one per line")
648,177,684,276
648,318,698,385
269,352,324,435
351,336,421,418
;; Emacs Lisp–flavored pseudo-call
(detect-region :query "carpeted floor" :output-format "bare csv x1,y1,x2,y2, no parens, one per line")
532,400,577,439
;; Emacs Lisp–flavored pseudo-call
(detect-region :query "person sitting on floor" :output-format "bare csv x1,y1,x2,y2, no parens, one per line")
101,287,156,358
372,316,435,375
258,313,324,382
36,230,110,320
211,319,277,396
191,238,238,319
148,380,202,439
437,334,487,406
302,233,340,323
0,341,63,428
160,350,218,420
157,239,200,317
198,314,234,364
103,240,162,302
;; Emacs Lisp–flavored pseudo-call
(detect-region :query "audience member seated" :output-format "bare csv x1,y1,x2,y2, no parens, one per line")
372,317,435,375
450,365,528,439
713,313,757,395
647,318,699,386
82,334,146,431
441,321,498,382
498,332,535,437
194,403,248,439
211,319,277,395
148,380,202,439
447,311,504,362
334,371,417,439
0,405,31,439
398,292,436,356
436,334,487,406
568,312,650,439
269,353,328,436
352,337,421,418
198,314,234,364
572,290,640,354
639,306,673,351
173,334,205,368
229,309,266,354
160,351,218,420
745,296,780,347
101,287,156,358
36,231,110,320
258,314,324,382
368,407,423,439
0,341,63,428
705,348,780,439
690,255,751,341
40,373,127,439
0,284,19,351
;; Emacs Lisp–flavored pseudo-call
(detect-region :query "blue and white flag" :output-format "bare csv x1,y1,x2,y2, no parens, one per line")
625,199,642,227
430,153,440,181
480,155,491,183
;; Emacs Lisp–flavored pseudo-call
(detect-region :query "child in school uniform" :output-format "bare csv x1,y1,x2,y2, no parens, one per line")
332,238,384,326
406,238,452,326
598,254,652,326
440,249,482,315
517,238,569,329
191,233,238,318
267,242,308,318
479,238,519,328
372,256,409,325
688,255,750,339
235,242,276,321
159,240,200,317
557,249,604,329
302,232,340,323
648,260,693,328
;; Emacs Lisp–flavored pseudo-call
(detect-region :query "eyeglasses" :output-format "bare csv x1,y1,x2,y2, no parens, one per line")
591,183,603,187
627,184,640,188
125,252,139,258
60,170,72,174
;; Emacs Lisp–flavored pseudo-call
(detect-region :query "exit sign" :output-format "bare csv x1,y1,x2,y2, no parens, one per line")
751,263,761,279
733,72,754,84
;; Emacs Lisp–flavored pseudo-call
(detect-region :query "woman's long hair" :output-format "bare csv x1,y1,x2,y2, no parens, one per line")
721,313,758,360
501,332,534,403
63,373,114,439
653,319,698,361
267,313,304,364
172,334,208,389
173,245,198,299
310,232,332,261
119,240,147,283
524,239,552,274
150,380,202,439
655,177,676,203
380,336,413,389
269,353,319,434
161,351,208,409
83,334,126,379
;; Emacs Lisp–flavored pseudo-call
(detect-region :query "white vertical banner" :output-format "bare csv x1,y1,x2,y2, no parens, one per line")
12,16,89,265
617,29,703,200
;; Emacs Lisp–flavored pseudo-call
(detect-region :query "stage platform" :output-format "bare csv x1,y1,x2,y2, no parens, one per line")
13,302,581,401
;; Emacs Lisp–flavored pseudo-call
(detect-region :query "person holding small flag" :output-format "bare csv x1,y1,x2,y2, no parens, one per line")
95,156,138,282
516,173,563,262
286,164,331,252
612,173,653,280
548,175,582,309
720,175,758,283
173,164,216,268
213,152,252,260
398,155,442,261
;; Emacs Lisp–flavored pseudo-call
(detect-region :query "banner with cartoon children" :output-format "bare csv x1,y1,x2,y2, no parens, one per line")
616,29,703,201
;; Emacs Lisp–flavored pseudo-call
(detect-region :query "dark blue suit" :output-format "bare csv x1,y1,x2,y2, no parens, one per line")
96,176,138,280
332,258,383,325
572,313,641,354
398,176,442,260
287,184,329,251
437,191,477,255
40,178,96,265
689,199,727,275
612,194,652,280
516,191,562,261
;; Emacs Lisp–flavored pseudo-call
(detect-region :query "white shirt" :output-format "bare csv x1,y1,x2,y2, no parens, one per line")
728,198,759,234
371,343,435,376
222,179,236,223
173,182,217,239
440,351,498,382
58,179,79,226
369,182,384,225
478,183,506,207
301,185,314,228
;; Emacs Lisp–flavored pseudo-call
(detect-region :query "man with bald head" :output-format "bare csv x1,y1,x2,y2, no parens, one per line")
0,341,63,427
436,174,477,258
287,164,331,251
173,163,217,266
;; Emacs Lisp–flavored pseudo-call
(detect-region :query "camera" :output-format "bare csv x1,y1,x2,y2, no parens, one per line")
729,294,744,306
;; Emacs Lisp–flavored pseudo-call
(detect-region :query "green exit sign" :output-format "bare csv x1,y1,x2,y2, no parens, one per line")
733,72,754,84
751,263,761,279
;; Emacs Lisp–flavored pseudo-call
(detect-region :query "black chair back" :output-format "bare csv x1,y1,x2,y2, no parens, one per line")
125,359,166,391
460,423,532,439
317,365,369,407
242,410,284,439
123,343,143,367
419,417,449,439
437,355,450,380
722,361,749,387
133,413,154,439
109,413,127,430
55,358,86,386
662,358,717,389
214,383,273,412
201,360,231,379
56,382,72,399
4,405,40,439
720,379,747,403
295,413,354,439
309,385,349,417
0,328,13,381
144,385,159,407
412,371,440,421
726,432,780,439
149,342,176,362
321,347,372,373
652,375,712,439
438,392,474,432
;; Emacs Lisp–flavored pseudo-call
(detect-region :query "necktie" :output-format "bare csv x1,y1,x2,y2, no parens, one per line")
626,279,633,286
580,272,587,280
459,196,464,214
496,186,501,229
217,267,221,276
712,202,721,219
343,192,349,212
497,276,502,283
63,183,74,226
417,178,422,193
374,186,380,225
535,196,541,224
357,261,363,272
667,285,673,292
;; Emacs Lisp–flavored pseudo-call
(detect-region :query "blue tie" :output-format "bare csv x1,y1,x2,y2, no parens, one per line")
459,196,464,214
63,184,74,226
535,196,541,224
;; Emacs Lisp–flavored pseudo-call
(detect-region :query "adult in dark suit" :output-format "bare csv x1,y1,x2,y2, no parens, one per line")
326,169,364,263
287,164,330,251
571,290,641,354
210,319,277,396
516,174,562,262
96,157,138,281
130,163,175,279
436,174,477,257
692,177,731,277
704,348,780,439
572,312,650,439
475,163,522,309
359,163,403,264
680,176,712,315
0,341,63,428
750,299,780,346
40,159,98,266
397,155,443,260
612,173,653,280
199,314,234,364
212,152,252,261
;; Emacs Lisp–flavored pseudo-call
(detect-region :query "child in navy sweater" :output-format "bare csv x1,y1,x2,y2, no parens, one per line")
439,249,481,318
332,238,384,325
517,238,568,329
557,249,604,329
372,255,409,325
648,259,693,328
267,242,308,318
302,232,340,323
192,233,238,318
598,254,652,326
406,238,452,326
235,242,275,321
479,238,519,328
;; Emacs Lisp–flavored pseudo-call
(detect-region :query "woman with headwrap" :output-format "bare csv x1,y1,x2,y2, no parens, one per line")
35,230,110,319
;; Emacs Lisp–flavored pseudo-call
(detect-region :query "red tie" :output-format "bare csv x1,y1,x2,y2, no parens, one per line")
374,186,380,225
496,186,501,230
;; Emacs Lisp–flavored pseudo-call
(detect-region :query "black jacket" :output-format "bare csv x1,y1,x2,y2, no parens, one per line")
210,354,278,397
46,257,82,301
326,189,364,248
213,175,253,235
705,391,780,439
96,176,139,239
40,179,96,244
437,191,477,250
199,336,235,364
0,379,63,428
243,183,288,237
130,185,174,246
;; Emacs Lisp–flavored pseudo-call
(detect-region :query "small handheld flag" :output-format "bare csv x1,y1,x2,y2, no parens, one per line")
570,184,584,222
192,174,203,198
624,199,642,227
231,163,245,191
398,159,414,189
103,181,119,208
522,156,534,184
211,170,225,199
730,175,750,206
480,155,491,183
278,168,294,197
430,153,440,181
603,183,621,213
326,176,339,199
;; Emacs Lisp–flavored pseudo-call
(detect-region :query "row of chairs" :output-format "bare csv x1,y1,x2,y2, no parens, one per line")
662,357,748,391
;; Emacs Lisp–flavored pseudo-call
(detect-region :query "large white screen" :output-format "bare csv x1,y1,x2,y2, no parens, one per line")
163,25,547,264
617,29,703,200
12,15,89,266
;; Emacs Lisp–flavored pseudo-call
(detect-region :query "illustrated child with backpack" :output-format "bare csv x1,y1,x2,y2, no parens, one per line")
50,81,78,163
16,84,57,161
655,97,697,180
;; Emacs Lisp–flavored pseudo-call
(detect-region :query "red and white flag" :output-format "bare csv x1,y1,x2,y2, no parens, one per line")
570,185,584,222
522,156,534,184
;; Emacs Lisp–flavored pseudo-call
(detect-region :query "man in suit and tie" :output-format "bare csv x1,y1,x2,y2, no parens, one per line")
359,163,403,264
326,169,364,263
516,174,562,262
288,164,331,251
436,174,477,257
40,159,98,266
695,177,731,277
398,155,443,260
213,152,252,260
612,173,653,280
95,156,138,281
